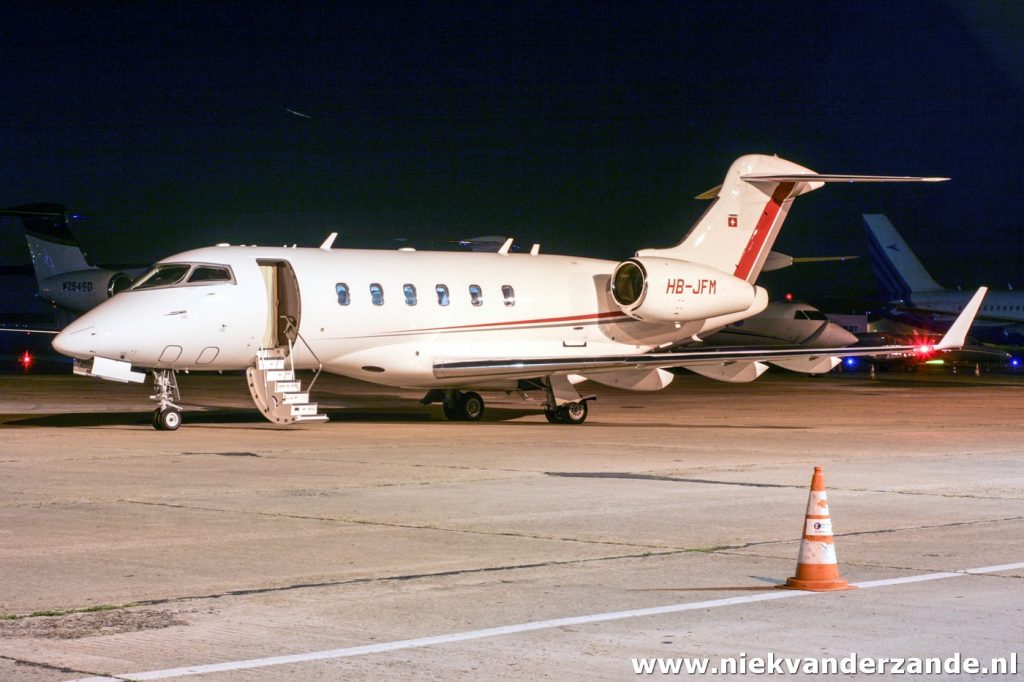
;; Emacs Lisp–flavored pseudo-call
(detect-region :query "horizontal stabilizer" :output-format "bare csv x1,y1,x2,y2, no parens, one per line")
742,174,949,183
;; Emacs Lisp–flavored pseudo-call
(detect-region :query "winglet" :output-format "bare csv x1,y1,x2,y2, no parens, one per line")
935,287,988,350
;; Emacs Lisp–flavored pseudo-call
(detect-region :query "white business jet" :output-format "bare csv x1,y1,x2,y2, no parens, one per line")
52,154,984,430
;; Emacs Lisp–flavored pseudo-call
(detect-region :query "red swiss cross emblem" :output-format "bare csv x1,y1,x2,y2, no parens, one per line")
727,214,738,228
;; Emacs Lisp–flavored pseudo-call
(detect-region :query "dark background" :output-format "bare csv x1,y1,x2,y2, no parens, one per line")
2,1,1022,309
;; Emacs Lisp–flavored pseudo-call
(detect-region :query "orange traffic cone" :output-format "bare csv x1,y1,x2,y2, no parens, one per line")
779,466,855,592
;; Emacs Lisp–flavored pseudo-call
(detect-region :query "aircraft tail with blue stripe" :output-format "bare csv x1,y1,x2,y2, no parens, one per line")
864,214,944,304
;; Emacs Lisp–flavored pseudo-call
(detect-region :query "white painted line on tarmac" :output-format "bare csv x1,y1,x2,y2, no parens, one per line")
70,561,1024,682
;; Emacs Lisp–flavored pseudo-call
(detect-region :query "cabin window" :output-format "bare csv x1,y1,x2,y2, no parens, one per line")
436,284,450,306
502,285,515,307
335,282,350,306
469,284,483,307
187,265,234,284
797,310,828,321
403,283,417,306
370,283,384,306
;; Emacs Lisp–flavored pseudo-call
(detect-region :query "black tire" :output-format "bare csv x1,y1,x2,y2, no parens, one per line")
458,391,484,421
158,407,181,431
544,409,561,423
442,402,461,420
555,401,588,424
152,409,164,430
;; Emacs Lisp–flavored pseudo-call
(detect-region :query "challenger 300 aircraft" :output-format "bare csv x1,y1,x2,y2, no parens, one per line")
52,154,984,430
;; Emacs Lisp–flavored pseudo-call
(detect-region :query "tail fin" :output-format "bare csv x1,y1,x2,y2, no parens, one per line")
863,213,943,301
4,204,94,284
637,154,947,283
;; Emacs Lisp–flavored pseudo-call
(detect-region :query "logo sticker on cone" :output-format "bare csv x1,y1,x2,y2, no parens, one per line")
779,466,855,592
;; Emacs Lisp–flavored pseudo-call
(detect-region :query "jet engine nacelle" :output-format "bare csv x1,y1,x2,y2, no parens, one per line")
39,270,134,311
610,257,756,323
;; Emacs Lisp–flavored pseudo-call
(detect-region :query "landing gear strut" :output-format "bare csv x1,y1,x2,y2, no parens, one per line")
542,374,594,425
150,369,182,431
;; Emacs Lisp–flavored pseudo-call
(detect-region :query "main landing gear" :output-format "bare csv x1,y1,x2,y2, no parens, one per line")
150,369,182,431
421,381,593,425
441,390,485,421
544,400,588,424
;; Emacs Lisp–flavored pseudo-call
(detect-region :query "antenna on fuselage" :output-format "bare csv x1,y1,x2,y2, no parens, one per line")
320,232,338,250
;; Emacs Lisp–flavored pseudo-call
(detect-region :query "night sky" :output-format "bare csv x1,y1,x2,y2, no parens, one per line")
2,2,1022,306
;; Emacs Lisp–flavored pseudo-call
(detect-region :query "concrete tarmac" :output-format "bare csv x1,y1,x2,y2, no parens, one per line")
0,369,1022,679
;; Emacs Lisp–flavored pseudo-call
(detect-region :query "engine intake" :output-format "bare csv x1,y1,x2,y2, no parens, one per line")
611,257,756,323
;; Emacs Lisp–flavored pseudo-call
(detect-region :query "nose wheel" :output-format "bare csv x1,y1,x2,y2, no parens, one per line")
149,369,183,431
153,406,182,431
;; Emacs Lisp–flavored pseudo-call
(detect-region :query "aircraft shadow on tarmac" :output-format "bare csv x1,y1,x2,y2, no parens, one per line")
2,405,539,428
2,406,815,429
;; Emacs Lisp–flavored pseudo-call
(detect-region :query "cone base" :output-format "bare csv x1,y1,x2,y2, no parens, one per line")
778,577,856,592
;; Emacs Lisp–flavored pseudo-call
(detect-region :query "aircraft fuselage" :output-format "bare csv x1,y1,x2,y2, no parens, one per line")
55,245,747,388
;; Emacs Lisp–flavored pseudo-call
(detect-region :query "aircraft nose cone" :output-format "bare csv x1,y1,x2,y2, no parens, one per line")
52,322,96,359
826,324,859,347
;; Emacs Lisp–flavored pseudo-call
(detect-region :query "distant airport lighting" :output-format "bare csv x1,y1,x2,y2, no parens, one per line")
1012,358,1020,368
19,350,33,370
843,357,857,367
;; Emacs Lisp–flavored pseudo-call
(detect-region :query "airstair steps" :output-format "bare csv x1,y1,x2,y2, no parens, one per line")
246,347,328,424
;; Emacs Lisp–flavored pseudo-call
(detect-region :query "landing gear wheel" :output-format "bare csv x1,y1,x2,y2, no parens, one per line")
457,391,484,421
154,407,181,431
548,401,587,424
442,402,461,420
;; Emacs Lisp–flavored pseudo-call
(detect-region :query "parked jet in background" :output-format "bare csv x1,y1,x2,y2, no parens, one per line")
866,213,1024,341
703,301,858,348
0,204,144,313
52,154,972,430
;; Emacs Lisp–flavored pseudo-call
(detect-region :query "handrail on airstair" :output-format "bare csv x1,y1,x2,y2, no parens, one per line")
281,316,323,394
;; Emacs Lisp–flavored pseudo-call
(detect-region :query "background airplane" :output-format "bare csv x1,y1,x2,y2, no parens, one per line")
866,213,1024,342
702,301,857,348
0,204,145,314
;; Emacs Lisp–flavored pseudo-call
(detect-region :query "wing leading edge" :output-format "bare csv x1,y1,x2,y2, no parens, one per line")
433,288,988,382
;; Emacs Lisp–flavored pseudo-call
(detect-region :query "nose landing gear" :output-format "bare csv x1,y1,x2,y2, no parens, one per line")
150,369,182,431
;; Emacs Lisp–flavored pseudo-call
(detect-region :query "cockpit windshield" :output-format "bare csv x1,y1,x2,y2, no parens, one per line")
130,263,235,290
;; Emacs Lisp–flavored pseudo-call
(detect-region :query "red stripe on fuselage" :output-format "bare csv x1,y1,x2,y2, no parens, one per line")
733,182,795,281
